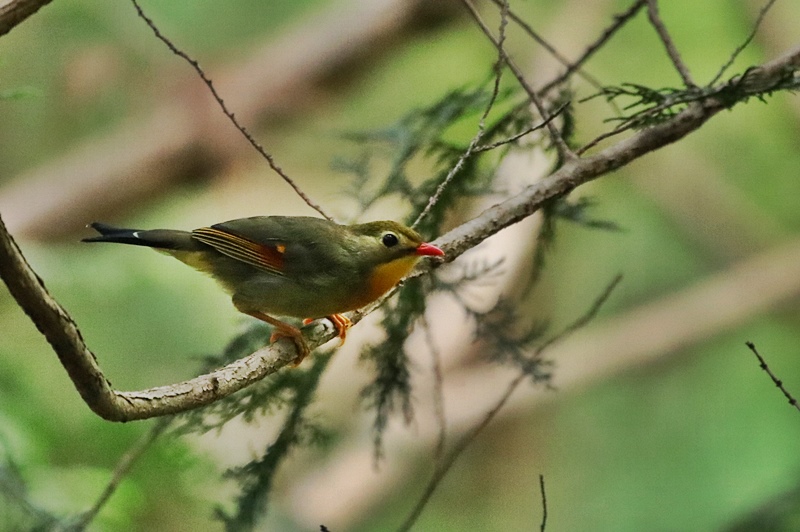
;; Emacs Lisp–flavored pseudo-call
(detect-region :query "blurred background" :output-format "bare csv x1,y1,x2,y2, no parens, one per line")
1,0,800,530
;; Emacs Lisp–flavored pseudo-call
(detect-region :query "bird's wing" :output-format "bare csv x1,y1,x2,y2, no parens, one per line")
191,225,286,276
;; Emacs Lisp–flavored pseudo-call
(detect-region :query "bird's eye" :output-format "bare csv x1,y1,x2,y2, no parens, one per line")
382,232,399,248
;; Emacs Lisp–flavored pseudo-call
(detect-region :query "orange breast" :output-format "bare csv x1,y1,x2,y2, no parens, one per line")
353,255,421,310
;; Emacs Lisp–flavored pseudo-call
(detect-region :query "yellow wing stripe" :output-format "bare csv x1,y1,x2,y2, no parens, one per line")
192,227,285,276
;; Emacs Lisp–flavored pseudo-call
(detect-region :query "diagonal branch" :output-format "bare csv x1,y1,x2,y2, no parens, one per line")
1,44,798,422
74,418,172,527
646,0,696,87
396,274,620,531
429,43,800,258
459,0,577,162
130,0,331,221
412,0,509,229
0,0,53,37
539,0,647,96
708,0,779,86
746,342,800,413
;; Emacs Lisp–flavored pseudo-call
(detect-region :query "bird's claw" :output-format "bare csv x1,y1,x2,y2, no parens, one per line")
303,314,352,346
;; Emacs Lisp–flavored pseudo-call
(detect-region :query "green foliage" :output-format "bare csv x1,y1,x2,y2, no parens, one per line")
335,82,535,230
338,69,616,463
337,78,573,459
359,279,428,460
165,320,336,530
585,82,697,130
216,351,332,531
584,62,800,133
0,443,59,531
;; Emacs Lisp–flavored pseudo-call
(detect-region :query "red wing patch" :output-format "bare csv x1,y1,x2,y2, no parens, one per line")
192,227,285,275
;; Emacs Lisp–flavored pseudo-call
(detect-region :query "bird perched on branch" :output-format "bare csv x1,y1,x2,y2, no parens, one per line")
83,216,444,364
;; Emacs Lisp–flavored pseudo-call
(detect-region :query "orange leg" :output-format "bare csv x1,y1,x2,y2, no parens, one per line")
241,310,310,366
303,314,352,345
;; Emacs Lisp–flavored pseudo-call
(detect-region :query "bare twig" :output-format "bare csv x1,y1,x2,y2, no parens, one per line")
74,418,172,529
745,342,800,413
396,276,620,531
396,371,526,532
708,0,779,86
487,0,605,94
0,0,53,37
645,0,696,87
539,0,647,96
473,103,568,153
539,474,548,532
411,0,509,229
459,0,577,162
130,0,331,220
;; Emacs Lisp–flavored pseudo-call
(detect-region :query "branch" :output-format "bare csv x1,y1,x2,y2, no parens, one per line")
539,474,548,532
432,43,800,258
459,0,576,161
74,418,171,528
130,0,331,221
745,342,800,413
0,211,328,422
0,45,797,422
412,0,508,228
539,0,647,96
646,0,696,87
0,0,53,37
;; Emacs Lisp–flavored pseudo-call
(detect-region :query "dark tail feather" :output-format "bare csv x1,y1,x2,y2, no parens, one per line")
82,222,195,250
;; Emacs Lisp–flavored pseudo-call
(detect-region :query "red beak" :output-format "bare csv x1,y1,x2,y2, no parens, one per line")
416,242,444,257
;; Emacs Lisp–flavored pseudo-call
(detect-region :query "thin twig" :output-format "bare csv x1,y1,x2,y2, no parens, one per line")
746,341,800,413
460,0,576,162
487,0,604,94
74,418,172,529
129,0,331,220
539,0,647,96
412,0,509,228
474,103,567,153
396,277,621,531
645,0,696,87
536,274,622,354
708,0,778,86
539,474,548,532
576,126,623,156
396,371,526,532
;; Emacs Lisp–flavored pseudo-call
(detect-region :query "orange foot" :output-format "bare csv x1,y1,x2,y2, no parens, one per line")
268,324,309,366
238,308,310,365
303,314,352,346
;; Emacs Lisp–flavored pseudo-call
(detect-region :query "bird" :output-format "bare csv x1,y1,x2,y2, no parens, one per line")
83,216,444,364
